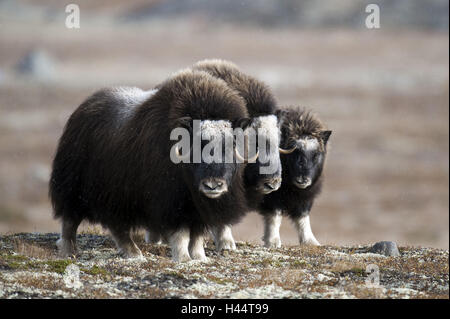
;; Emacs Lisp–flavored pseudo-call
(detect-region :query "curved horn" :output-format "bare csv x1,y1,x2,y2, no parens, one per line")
234,147,260,163
234,147,246,163
246,149,259,163
175,144,191,160
279,146,296,154
235,134,259,163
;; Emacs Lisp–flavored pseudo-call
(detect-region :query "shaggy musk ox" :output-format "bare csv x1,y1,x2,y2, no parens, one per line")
191,59,284,250
49,69,252,262
189,60,332,248
261,107,332,247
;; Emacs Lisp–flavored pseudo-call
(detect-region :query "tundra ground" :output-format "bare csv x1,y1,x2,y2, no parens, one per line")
0,233,448,299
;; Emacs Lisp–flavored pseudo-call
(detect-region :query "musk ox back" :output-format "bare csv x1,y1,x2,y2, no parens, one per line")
49,69,250,262
192,59,277,117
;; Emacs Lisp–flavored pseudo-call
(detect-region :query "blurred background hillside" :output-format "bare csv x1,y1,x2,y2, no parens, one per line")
0,0,448,248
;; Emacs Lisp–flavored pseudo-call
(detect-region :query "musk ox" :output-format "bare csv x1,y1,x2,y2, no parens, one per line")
260,107,332,247
189,60,332,248
49,69,253,262
191,59,284,250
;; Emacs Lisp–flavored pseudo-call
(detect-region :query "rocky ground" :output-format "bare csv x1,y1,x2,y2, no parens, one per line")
0,233,448,299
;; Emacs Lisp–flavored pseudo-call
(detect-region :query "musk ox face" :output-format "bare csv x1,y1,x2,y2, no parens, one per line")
172,117,249,199
281,132,331,189
243,115,282,195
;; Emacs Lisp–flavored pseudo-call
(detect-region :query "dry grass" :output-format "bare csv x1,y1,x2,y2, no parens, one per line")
15,274,65,292
13,239,55,260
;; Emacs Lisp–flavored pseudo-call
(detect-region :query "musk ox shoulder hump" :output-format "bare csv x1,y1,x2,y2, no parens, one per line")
191,59,277,117
154,68,249,123
192,59,240,76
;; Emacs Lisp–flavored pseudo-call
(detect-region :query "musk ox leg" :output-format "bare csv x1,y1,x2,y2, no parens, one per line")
212,225,236,251
144,229,162,245
263,210,282,248
169,228,191,262
189,232,207,261
56,218,81,257
294,214,320,246
109,228,143,258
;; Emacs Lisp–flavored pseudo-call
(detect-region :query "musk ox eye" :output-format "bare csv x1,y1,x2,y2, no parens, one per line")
298,156,307,166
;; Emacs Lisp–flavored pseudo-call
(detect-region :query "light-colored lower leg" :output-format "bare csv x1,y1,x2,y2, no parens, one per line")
263,210,282,248
295,214,320,246
110,228,143,258
144,230,162,244
169,228,191,262
189,233,207,261
212,225,236,251
56,219,79,257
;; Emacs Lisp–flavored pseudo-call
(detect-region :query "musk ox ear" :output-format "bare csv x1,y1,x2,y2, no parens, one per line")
319,130,332,144
233,117,252,130
175,116,193,131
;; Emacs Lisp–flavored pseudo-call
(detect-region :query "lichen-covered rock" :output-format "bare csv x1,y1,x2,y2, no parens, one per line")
0,233,448,299
370,241,400,257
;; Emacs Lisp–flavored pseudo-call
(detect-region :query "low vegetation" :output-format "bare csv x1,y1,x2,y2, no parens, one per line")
0,233,448,299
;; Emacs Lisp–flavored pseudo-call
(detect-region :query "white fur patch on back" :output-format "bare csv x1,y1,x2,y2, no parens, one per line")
299,136,319,151
112,87,157,107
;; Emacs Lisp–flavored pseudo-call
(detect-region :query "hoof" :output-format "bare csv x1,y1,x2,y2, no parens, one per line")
172,253,192,263
216,238,236,251
264,236,281,249
144,230,162,245
299,238,321,246
191,255,209,262
56,238,77,257
118,246,143,259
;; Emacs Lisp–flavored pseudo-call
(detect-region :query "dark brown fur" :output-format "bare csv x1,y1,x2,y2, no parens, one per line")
192,59,277,117
49,69,250,256
192,60,281,205
261,106,331,219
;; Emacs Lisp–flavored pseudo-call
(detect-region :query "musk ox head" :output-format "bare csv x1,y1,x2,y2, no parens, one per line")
171,116,253,199
242,115,283,194
277,108,332,189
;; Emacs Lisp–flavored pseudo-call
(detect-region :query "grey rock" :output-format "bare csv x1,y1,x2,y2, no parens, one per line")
370,241,400,257
15,49,55,80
